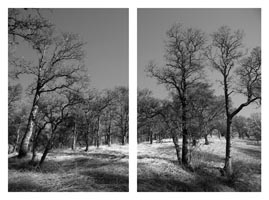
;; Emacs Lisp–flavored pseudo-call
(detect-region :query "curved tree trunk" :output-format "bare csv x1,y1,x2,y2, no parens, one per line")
39,136,53,166
39,145,50,166
18,92,40,158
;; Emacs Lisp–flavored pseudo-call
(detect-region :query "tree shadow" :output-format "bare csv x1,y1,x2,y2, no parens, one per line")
138,173,196,192
234,146,261,159
80,170,128,192
245,140,261,146
9,150,129,192
137,155,179,165
53,151,128,160
192,151,225,164
9,179,49,192
155,144,176,151
191,164,232,192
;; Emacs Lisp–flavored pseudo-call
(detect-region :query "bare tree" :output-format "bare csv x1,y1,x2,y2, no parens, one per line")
248,113,261,143
187,83,225,145
137,89,161,144
8,83,22,109
38,90,82,166
8,9,88,157
147,23,206,167
114,87,129,145
206,26,261,175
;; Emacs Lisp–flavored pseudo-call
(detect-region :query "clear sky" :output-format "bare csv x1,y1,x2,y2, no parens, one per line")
12,8,128,91
138,8,261,117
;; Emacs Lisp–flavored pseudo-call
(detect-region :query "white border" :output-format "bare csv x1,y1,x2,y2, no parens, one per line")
1,0,268,200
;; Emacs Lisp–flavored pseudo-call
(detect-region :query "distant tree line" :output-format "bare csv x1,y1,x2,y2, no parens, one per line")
138,89,260,144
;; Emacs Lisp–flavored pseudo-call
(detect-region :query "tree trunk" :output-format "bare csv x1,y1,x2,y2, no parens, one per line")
18,92,40,158
204,134,209,145
31,144,37,163
158,132,162,143
72,122,77,151
172,135,181,164
106,120,111,146
192,139,197,146
240,131,244,139
85,132,89,151
181,100,190,166
224,118,232,176
39,136,53,166
85,139,89,151
39,145,49,166
107,134,111,146
90,134,94,146
96,116,100,148
31,131,39,162
223,76,233,176
14,124,21,152
149,135,153,144
96,137,100,148
149,129,153,145
121,134,125,145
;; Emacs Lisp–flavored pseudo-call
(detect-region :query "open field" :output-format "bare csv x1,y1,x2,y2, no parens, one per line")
137,136,261,192
9,145,129,192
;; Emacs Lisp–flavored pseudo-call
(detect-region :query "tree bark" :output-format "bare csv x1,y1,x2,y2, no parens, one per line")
149,126,153,144
85,138,89,151
192,139,197,146
14,124,21,152
181,99,190,166
96,116,100,148
18,92,40,158
31,131,39,162
224,118,233,176
39,136,53,166
204,134,209,145
106,120,111,146
172,135,181,165
84,131,89,151
39,145,49,166
39,130,54,166
121,134,126,145
223,75,233,175
72,122,77,151
106,134,111,146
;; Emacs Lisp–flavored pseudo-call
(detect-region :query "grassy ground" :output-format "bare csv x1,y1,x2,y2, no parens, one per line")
137,136,261,192
9,145,129,192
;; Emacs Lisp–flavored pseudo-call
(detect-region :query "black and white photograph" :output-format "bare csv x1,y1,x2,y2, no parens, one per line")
137,8,261,192
8,8,129,192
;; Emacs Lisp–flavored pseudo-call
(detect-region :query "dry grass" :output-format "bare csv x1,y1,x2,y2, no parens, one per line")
8,145,129,192
137,136,261,192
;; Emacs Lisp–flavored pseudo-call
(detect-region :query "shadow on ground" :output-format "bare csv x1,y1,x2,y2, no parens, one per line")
235,146,261,159
8,148,129,192
8,177,50,192
137,140,261,192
